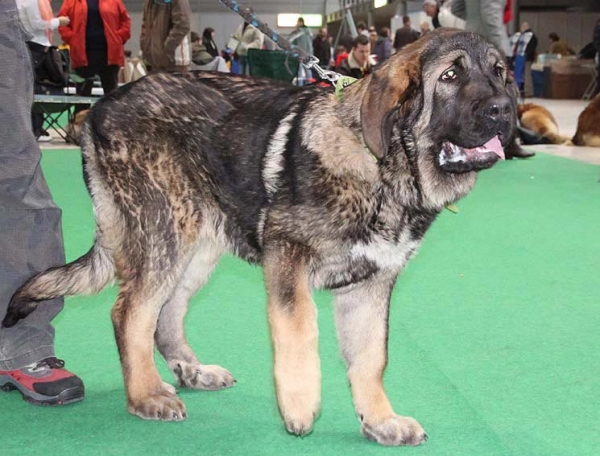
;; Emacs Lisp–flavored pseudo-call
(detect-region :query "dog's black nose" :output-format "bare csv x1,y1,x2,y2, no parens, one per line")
485,97,512,122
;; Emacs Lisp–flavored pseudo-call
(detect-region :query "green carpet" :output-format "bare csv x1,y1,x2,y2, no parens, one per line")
2,150,599,456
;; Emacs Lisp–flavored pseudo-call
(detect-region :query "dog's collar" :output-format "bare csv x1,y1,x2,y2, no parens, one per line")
335,76,358,101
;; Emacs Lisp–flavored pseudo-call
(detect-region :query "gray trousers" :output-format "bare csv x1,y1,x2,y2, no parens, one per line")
0,0,65,370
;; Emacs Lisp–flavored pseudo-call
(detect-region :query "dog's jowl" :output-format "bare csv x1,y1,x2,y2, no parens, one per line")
3,29,516,446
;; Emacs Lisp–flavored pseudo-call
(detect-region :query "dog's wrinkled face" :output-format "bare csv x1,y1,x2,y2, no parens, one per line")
423,33,514,173
360,29,516,178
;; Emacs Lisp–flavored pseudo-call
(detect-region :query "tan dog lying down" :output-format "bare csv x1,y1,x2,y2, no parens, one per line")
573,94,600,147
518,103,570,145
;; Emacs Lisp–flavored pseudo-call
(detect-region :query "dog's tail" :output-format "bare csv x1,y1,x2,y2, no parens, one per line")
2,241,114,328
544,131,572,146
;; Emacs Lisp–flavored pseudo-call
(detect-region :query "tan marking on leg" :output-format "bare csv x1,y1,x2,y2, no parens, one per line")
264,244,321,436
112,280,186,421
334,276,426,446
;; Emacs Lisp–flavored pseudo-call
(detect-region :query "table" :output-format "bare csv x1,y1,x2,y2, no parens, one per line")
33,95,99,142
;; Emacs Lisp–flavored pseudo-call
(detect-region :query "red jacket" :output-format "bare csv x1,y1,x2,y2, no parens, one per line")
58,0,131,69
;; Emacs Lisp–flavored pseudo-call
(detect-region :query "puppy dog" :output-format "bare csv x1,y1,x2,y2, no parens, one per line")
4,30,516,446
573,94,600,147
518,103,571,145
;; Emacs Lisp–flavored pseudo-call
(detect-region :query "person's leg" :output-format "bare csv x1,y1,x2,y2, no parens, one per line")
98,65,120,95
238,55,247,75
0,0,83,405
25,42,47,139
74,62,95,114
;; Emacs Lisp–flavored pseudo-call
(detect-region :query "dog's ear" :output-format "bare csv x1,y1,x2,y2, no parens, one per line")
361,50,421,160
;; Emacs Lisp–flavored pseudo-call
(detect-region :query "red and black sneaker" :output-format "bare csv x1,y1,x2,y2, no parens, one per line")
0,357,84,406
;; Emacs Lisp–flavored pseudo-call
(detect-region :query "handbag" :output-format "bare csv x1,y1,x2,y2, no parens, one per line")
36,46,69,87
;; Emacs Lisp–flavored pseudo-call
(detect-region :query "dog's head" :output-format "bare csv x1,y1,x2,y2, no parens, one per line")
351,29,516,207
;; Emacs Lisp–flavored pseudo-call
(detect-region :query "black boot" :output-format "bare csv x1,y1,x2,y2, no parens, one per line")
505,137,535,159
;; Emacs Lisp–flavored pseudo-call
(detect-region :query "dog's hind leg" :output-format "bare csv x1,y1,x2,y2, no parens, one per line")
154,239,235,391
112,267,188,421
334,273,427,447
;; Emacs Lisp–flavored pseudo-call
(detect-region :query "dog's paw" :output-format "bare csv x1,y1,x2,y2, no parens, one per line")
127,392,187,421
174,362,236,391
278,390,320,437
161,381,177,395
283,408,318,437
361,414,427,446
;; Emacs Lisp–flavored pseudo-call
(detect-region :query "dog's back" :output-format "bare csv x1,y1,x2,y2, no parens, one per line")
573,94,600,147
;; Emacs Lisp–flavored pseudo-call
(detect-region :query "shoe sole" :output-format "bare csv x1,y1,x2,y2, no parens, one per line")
0,377,84,406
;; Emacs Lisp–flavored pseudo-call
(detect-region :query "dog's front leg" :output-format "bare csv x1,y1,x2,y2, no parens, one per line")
263,242,321,436
334,274,427,446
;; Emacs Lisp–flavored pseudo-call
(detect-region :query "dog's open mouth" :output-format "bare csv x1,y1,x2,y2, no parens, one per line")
438,135,505,172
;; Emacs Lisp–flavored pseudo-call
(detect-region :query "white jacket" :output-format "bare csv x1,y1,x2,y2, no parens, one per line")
232,23,264,56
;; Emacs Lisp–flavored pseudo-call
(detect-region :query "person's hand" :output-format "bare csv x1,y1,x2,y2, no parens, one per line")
58,16,70,27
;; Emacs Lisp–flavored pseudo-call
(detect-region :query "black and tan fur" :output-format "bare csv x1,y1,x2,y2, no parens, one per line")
3,29,516,446
573,93,600,147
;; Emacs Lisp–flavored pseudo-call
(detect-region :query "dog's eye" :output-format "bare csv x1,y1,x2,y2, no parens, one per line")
494,65,505,77
441,69,457,81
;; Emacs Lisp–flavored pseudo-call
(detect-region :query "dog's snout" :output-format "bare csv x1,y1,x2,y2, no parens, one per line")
484,97,512,122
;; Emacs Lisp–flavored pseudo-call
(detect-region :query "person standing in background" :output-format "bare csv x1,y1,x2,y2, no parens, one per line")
336,34,373,80
141,0,191,72
231,16,263,75
393,16,420,52
17,0,70,142
313,27,331,69
512,22,538,96
423,0,441,29
374,27,393,64
1,0,85,407
451,0,510,55
58,0,130,96
290,17,313,85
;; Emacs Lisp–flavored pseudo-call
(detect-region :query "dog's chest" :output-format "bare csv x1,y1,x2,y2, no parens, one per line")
311,231,420,290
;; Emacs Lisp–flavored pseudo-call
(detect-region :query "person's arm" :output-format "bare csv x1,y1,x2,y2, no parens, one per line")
57,0,74,43
164,0,191,55
246,27,264,50
480,0,510,55
24,0,59,32
451,0,467,20
116,0,131,44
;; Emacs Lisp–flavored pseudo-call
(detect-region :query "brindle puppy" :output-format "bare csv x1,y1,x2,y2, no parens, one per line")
4,29,515,446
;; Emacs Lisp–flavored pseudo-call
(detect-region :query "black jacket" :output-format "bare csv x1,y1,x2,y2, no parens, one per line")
393,26,420,51
203,37,219,58
336,56,372,80
313,36,331,67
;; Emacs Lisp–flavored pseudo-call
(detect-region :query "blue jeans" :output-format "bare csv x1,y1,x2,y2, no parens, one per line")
237,55,248,75
0,0,65,370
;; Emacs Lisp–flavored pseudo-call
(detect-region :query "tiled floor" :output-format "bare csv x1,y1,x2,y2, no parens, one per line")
40,97,600,165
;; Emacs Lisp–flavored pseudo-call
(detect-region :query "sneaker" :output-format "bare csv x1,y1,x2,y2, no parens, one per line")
0,357,84,406
37,134,53,143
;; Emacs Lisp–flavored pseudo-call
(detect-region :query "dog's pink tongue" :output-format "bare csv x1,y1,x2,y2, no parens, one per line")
465,136,505,160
